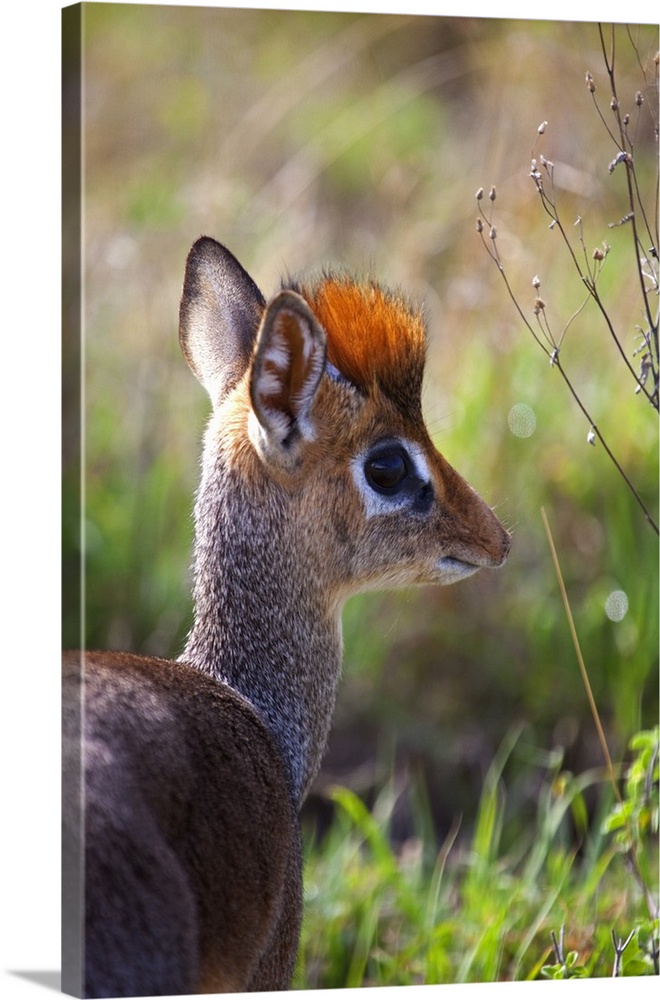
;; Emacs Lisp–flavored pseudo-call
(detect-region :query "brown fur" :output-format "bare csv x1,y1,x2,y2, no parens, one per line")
62,236,510,997
64,650,300,997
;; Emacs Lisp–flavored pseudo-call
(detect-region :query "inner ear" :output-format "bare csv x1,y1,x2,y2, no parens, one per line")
250,291,327,456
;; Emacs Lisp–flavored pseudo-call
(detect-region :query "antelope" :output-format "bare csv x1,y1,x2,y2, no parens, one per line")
62,236,511,998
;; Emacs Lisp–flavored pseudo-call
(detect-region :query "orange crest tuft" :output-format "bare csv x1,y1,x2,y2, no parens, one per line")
291,276,427,415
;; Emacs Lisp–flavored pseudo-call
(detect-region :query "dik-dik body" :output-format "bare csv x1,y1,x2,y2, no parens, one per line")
62,237,510,997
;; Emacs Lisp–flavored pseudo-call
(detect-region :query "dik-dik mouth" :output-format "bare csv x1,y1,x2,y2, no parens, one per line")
436,556,482,584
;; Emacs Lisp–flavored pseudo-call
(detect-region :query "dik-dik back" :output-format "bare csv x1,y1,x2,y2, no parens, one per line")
62,237,510,998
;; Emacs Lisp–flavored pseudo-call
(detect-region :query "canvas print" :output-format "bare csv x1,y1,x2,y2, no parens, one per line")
62,3,659,996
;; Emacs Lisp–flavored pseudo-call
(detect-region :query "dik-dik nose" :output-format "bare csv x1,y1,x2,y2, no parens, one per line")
421,457,511,579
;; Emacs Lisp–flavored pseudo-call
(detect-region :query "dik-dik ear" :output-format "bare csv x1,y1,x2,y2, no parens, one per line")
249,291,327,469
179,237,266,407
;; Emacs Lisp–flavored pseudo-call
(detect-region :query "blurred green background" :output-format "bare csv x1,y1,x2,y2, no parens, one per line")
63,5,658,843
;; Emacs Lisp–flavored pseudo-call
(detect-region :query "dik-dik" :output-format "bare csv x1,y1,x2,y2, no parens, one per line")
62,236,510,997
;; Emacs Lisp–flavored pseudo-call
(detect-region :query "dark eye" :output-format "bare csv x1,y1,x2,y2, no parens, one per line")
364,449,409,493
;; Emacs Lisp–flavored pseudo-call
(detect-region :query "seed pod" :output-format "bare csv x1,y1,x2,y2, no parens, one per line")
608,150,630,174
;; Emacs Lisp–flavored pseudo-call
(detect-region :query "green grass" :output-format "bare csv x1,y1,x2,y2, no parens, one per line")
296,727,659,988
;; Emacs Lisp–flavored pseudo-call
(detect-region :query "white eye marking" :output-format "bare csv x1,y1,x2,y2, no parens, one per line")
406,442,431,482
352,439,432,518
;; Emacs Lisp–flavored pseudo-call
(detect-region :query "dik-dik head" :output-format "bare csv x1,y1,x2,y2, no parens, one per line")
179,237,510,606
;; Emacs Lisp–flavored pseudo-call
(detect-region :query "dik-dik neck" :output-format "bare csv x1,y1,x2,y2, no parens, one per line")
182,446,343,807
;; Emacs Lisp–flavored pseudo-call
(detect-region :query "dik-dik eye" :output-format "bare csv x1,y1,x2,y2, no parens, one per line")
364,448,410,494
